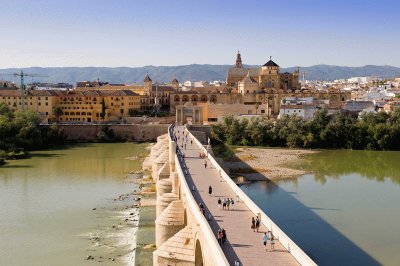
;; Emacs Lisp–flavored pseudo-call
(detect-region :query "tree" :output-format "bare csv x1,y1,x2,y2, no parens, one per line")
52,105,63,122
100,98,106,120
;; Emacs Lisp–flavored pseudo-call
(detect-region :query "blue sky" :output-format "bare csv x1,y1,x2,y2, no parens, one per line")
1,0,399,68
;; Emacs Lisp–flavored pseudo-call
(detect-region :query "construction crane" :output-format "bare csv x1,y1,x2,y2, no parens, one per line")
0,71,47,111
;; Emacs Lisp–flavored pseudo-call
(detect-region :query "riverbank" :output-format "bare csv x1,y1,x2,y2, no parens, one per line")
216,146,318,181
133,144,157,265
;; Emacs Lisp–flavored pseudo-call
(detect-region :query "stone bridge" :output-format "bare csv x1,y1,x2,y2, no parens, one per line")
145,124,317,266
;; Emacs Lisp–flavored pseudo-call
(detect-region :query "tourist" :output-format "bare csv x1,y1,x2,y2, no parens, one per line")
208,212,211,221
226,198,230,210
217,198,222,209
217,229,222,245
255,217,260,232
202,208,205,216
181,143,183,148
184,143,186,150
230,198,234,210
251,217,256,232
262,232,269,251
222,198,226,210
204,160,207,168
191,139,193,145
270,233,275,251
208,185,212,197
199,202,203,211
221,228,226,244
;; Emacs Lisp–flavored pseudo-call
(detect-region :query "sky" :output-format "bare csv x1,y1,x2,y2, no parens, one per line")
0,0,399,68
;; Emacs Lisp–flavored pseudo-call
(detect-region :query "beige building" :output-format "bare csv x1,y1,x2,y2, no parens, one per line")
171,52,351,123
0,89,58,122
57,89,140,123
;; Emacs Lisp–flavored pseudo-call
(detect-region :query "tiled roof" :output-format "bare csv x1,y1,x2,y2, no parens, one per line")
263,59,279,67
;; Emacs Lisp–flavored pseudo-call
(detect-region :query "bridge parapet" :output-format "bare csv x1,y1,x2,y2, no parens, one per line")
151,125,229,266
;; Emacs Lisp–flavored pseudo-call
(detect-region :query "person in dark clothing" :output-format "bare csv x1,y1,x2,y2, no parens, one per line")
208,185,212,197
255,217,260,232
221,228,226,244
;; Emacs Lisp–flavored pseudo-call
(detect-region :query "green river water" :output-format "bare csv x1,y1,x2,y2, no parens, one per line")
240,150,400,266
0,143,148,266
1,144,399,265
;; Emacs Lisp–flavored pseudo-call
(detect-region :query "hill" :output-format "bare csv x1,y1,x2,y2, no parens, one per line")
1,64,399,85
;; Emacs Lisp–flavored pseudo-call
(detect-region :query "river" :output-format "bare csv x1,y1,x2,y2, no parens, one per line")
0,143,148,266
239,150,400,266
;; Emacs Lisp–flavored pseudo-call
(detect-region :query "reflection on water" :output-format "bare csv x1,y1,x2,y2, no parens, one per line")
294,150,400,185
0,143,147,266
240,150,400,266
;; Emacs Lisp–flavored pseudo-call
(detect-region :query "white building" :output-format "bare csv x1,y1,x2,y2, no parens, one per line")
278,97,316,120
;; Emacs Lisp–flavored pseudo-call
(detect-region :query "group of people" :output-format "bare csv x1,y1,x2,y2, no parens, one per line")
262,231,276,251
217,197,235,210
217,228,227,246
251,217,276,251
251,217,260,232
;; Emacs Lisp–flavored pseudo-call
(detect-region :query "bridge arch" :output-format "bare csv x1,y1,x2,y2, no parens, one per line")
195,239,204,266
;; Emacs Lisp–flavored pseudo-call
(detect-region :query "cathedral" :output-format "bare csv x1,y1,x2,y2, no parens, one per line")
226,51,300,93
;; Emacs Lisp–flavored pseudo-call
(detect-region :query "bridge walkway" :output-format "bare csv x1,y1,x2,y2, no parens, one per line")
174,126,299,266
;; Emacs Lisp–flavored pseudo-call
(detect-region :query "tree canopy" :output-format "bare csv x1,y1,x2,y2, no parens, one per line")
211,109,400,150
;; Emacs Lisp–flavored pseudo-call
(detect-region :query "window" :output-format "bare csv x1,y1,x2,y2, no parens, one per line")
261,110,265,113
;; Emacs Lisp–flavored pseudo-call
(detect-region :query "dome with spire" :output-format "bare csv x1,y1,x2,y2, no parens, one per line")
144,74,152,82
263,56,279,67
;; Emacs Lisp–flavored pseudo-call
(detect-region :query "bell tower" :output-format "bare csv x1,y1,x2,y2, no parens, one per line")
235,50,243,68
144,73,152,95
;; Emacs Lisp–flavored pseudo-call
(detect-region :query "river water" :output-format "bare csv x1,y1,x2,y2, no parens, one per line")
0,143,147,266
239,150,400,266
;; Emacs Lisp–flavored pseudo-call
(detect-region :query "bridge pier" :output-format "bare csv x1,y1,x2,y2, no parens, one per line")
151,129,229,266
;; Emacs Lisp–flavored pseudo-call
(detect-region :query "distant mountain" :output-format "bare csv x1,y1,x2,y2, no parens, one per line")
1,64,399,85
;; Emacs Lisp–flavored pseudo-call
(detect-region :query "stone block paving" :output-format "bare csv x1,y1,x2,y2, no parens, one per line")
175,126,300,266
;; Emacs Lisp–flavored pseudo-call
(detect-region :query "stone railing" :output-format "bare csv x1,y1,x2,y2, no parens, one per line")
168,125,230,266
184,125,317,266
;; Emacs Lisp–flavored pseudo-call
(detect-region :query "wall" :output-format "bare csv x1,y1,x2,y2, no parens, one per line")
53,124,169,141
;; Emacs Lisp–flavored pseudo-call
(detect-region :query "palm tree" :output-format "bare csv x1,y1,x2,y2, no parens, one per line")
52,105,62,123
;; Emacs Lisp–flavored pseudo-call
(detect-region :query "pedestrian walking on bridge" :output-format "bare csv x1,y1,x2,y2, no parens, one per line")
208,185,212,197
217,229,222,246
255,217,260,232
221,228,226,244
262,232,269,251
204,160,207,168
251,217,256,232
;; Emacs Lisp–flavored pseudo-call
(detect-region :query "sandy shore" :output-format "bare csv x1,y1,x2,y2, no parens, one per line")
222,147,318,181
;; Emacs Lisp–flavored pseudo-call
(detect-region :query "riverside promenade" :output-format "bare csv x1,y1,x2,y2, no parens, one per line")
174,126,302,266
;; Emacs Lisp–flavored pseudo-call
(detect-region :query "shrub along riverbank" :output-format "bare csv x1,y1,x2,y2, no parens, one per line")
211,109,400,150
0,103,64,163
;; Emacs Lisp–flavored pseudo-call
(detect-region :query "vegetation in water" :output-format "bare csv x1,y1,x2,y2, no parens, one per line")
0,103,64,163
211,109,400,150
